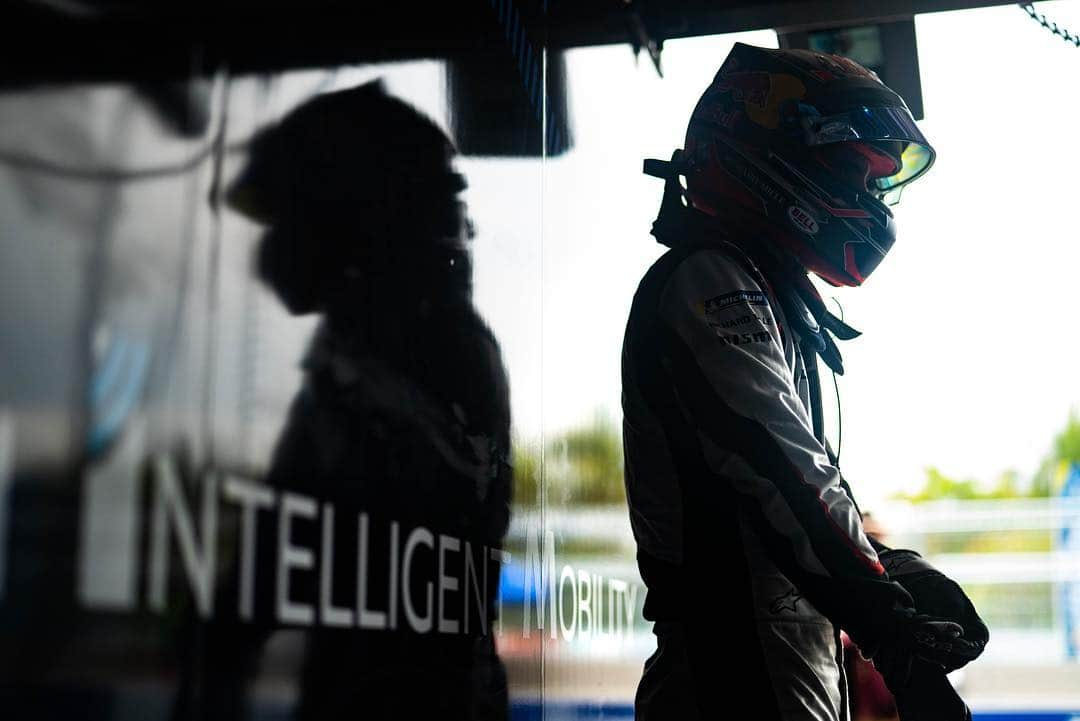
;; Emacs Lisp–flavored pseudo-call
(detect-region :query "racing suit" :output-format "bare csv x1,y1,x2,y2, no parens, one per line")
621,233,910,721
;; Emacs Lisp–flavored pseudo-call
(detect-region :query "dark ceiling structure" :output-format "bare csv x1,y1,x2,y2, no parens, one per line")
3,0,1031,157
4,0,1023,85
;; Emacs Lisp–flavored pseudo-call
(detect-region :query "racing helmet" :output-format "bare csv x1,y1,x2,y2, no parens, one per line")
682,42,935,286
226,80,472,313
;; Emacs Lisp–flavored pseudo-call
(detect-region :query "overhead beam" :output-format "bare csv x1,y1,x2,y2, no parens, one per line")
550,0,1022,47
0,0,1025,86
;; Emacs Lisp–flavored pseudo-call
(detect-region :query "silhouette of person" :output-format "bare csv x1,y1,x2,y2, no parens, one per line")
174,80,512,721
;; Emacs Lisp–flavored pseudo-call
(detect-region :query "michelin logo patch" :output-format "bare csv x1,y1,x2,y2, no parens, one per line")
700,290,776,345
703,290,769,314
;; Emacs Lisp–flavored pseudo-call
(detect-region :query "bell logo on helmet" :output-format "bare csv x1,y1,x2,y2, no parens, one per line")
788,205,819,235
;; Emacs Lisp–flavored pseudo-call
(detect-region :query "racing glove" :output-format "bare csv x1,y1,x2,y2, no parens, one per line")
879,548,989,672
856,603,978,679
860,609,974,721
880,657,972,721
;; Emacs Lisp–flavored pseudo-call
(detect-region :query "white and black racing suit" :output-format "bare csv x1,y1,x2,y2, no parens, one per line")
621,237,910,721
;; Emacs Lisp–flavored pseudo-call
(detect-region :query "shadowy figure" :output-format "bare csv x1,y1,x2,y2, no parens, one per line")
175,80,512,721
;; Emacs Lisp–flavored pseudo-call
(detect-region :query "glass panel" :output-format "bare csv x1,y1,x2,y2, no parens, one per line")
0,37,542,721
4,2,1080,718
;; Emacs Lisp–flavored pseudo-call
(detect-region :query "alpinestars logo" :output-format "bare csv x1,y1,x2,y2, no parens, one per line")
769,588,803,615
716,330,771,346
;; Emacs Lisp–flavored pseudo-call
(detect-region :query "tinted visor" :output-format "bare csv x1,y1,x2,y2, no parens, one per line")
802,105,935,192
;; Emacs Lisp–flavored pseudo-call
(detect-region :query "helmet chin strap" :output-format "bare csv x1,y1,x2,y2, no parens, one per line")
644,151,861,376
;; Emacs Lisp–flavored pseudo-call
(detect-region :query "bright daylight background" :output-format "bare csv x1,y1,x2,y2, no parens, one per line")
232,0,1080,698
463,1,1080,513
217,0,1080,698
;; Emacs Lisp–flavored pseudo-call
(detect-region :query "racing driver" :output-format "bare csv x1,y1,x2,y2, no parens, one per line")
621,42,989,721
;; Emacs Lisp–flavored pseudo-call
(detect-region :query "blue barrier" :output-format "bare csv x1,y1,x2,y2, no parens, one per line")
512,701,634,720
974,714,1080,721
511,702,1080,721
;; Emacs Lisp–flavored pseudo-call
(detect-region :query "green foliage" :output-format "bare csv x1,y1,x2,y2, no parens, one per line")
1036,409,1080,496
896,410,1080,504
883,413,1080,575
1053,410,1080,466
554,412,625,505
1031,457,1054,500
512,439,541,508
519,410,1080,508
986,469,1022,500
511,411,626,507
896,466,1049,504
894,467,985,503
961,583,1053,630
922,529,1052,555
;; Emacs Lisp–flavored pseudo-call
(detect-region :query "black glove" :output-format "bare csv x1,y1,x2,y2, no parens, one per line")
880,548,989,671
879,657,972,721
860,603,979,680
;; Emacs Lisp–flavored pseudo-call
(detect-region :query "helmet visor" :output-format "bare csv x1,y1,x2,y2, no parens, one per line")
802,105,935,192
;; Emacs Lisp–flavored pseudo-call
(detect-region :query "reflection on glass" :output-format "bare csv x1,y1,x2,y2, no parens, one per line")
169,81,513,720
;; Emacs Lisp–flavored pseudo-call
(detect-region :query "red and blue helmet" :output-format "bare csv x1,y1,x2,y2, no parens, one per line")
682,42,935,286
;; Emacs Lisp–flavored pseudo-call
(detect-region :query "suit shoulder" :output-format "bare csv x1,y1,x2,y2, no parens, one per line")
631,245,764,316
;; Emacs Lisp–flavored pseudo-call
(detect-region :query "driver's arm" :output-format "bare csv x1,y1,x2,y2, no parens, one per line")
651,247,910,645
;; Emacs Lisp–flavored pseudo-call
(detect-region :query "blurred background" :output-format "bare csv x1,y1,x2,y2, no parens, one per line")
2,1,1080,718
